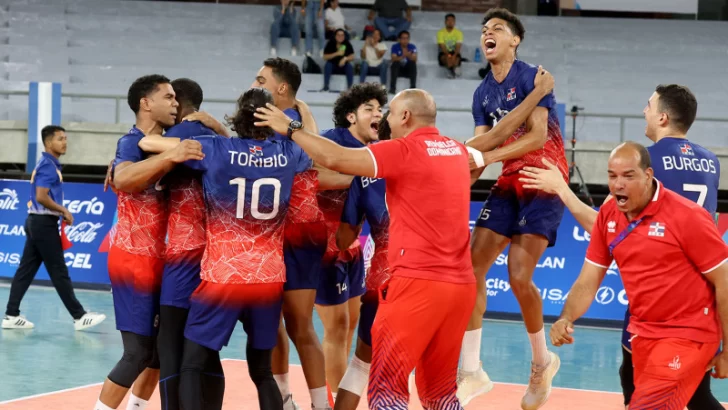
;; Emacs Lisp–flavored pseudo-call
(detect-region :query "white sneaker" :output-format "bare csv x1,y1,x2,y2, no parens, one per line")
456,362,494,406
2,315,34,329
291,48,297,56
282,394,300,410
271,47,277,57
454,66,462,78
319,49,324,58
521,351,560,410
74,312,106,331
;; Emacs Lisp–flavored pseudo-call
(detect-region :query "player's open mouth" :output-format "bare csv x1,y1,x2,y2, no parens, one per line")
484,39,497,54
615,194,628,206
370,122,379,132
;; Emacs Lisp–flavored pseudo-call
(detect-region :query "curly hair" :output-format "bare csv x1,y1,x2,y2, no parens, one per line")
332,83,388,128
482,8,525,55
225,88,274,140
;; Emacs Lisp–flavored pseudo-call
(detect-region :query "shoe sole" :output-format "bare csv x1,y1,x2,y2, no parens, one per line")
459,379,494,407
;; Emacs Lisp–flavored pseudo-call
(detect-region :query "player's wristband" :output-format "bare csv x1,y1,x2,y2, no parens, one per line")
466,146,485,168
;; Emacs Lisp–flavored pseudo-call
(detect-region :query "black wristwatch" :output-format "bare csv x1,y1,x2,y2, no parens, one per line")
287,120,303,138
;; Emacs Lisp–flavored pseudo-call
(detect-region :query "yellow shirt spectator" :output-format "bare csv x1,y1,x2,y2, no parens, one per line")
437,27,463,53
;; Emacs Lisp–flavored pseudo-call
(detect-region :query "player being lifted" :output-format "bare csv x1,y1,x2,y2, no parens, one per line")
459,8,568,410
519,84,724,410
315,83,387,397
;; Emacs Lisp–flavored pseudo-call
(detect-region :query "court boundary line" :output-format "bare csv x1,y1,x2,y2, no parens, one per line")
0,382,103,404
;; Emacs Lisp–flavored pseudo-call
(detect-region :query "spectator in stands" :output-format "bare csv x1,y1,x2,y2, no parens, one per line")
303,0,326,57
437,13,464,78
368,0,411,41
270,0,300,57
325,0,355,41
322,29,355,91
359,29,388,85
389,30,417,94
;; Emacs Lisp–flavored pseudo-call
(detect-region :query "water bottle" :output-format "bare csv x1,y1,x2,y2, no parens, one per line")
474,48,482,63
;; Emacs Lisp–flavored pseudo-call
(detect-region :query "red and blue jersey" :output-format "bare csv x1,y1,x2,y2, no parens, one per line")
318,127,364,262
162,121,216,259
185,135,312,284
111,127,168,259
341,175,390,294
472,59,568,182
28,152,64,216
647,137,719,216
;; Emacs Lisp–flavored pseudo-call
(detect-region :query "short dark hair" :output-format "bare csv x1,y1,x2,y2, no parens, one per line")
655,84,698,134
622,141,652,171
445,13,455,20
225,88,274,140
333,83,388,128
482,8,525,52
378,111,391,141
171,78,204,110
41,125,65,146
263,58,302,96
127,74,171,114
399,30,410,39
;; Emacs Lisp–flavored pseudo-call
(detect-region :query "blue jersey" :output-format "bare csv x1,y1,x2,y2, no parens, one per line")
471,59,568,180
186,135,312,284
28,152,64,216
318,128,364,261
341,175,390,294
647,137,720,216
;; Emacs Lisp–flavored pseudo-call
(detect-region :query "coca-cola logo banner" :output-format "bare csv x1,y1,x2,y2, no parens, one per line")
0,179,117,285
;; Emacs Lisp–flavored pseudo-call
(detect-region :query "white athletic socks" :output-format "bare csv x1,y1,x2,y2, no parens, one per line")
310,386,329,409
126,394,148,410
528,327,550,366
94,399,114,410
274,373,291,398
460,328,482,373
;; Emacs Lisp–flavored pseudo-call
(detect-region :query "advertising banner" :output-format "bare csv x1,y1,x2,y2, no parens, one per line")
559,0,698,15
0,179,117,285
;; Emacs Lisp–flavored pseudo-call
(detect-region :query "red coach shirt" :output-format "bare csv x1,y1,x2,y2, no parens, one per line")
586,180,727,343
366,126,474,284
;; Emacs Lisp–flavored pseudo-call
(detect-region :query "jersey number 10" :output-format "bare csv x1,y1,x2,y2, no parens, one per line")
230,177,281,220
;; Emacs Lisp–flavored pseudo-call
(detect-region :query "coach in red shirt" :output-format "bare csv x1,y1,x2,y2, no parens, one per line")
550,142,728,409
255,89,476,410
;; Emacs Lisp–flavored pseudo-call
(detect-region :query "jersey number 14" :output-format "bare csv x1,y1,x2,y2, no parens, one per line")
230,177,281,220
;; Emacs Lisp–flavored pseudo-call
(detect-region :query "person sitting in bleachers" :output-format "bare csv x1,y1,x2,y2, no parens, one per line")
389,30,417,94
270,0,300,57
325,0,356,40
368,0,411,42
322,28,355,91
437,13,464,78
359,29,388,85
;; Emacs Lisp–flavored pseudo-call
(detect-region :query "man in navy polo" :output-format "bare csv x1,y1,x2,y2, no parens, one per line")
2,125,106,331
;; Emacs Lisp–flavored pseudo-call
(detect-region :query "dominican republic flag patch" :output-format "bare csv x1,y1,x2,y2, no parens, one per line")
679,143,694,156
507,87,517,101
648,222,665,237
249,145,264,157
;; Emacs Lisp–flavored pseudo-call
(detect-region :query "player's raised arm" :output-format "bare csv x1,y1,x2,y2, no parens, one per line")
138,135,180,153
254,103,377,178
467,67,554,153
114,140,204,193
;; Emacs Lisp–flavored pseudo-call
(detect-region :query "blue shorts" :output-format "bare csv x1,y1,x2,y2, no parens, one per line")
315,255,366,306
475,174,565,247
108,245,163,337
357,297,378,346
184,281,284,352
160,248,204,309
283,242,325,291
621,307,632,351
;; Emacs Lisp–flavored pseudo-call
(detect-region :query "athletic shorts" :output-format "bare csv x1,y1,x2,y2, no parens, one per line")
283,241,326,291
108,245,164,337
184,280,284,352
357,293,378,346
160,247,204,309
475,173,565,247
368,276,476,410
621,308,632,351
629,336,720,410
315,254,366,306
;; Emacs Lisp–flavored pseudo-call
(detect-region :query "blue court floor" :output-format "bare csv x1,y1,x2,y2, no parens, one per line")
1,284,726,403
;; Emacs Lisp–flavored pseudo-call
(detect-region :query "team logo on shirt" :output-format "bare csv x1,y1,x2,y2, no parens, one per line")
506,87,517,101
607,220,616,233
249,145,264,157
679,143,694,156
668,356,681,371
648,222,665,237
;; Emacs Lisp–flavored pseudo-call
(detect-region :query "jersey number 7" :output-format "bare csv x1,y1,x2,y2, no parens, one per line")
230,177,281,220
683,183,707,207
